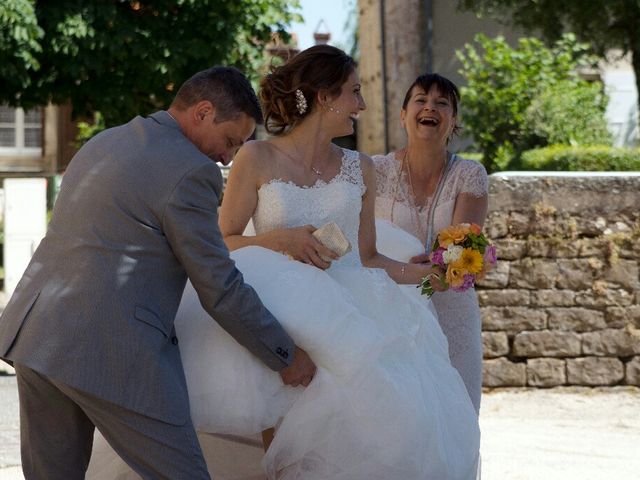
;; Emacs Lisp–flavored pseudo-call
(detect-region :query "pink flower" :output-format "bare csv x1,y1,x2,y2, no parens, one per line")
430,247,446,267
483,244,497,266
452,274,476,292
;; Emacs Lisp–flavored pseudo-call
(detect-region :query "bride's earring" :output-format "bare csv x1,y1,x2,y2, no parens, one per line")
328,106,341,114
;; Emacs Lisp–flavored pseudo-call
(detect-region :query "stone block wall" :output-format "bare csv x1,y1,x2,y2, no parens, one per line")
477,174,640,388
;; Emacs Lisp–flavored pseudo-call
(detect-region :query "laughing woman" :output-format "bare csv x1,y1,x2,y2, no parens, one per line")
373,74,489,414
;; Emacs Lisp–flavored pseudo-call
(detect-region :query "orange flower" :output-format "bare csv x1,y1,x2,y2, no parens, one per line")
438,224,469,247
446,264,465,288
470,223,482,235
451,248,483,275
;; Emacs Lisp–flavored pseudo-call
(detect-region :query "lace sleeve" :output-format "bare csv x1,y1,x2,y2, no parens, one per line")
457,158,488,197
372,153,397,198
338,148,367,195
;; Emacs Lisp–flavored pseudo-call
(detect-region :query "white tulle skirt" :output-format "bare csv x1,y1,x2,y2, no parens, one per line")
87,220,480,480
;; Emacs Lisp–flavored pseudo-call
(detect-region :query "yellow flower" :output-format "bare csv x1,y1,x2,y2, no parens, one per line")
438,224,470,247
446,265,465,288
452,248,484,275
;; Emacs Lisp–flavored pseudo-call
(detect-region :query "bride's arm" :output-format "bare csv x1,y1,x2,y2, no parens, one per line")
358,154,445,286
219,142,337,268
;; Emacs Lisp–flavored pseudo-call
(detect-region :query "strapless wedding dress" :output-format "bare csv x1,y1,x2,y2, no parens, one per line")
87,148,479,480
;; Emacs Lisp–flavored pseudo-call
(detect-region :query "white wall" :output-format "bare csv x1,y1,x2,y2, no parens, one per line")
602,55,639,147
3,178,47,297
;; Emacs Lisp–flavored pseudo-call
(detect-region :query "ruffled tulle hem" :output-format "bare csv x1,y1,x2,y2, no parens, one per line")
88,220,480,480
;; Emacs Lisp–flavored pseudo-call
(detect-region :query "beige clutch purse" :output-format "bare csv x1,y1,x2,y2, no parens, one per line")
312,222,352,262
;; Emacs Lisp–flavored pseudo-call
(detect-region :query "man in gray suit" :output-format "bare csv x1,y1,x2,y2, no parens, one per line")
0,66,316,479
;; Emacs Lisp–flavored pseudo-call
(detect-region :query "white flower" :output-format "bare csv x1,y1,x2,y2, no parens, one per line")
443,245,463,264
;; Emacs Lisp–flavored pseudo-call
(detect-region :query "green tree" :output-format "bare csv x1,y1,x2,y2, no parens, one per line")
524,80,611,146
457,33,608,172
0,0,44,94
0,0,301,127
458,0,640,114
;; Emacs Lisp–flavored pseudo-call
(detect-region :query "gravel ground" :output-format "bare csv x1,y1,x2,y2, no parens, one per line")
479,386,640,480
0,373,20,480
1,373,639,480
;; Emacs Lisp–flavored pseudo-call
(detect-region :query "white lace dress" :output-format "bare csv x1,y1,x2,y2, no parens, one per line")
373,152,488,413
88,148,480,480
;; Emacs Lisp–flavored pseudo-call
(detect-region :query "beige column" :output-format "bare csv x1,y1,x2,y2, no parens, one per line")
358,0,429,155
357,0,386,155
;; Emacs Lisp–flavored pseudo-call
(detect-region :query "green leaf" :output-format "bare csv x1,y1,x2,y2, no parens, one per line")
0,0,302,127
456,32,607,173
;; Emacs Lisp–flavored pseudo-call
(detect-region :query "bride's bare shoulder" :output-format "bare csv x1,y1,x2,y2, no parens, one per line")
353,150,374,175
236,139,272,158
233,140,276,169
357,150,373,166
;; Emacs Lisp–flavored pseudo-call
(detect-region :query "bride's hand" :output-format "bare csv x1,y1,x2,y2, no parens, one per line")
281,225,338,269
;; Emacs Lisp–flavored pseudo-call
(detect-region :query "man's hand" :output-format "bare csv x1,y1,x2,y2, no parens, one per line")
279,346,316,387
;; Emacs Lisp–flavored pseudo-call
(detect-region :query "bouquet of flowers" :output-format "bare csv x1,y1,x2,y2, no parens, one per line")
420,223,497,297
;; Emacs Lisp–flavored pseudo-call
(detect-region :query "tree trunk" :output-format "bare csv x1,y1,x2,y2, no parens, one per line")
357,0,386,155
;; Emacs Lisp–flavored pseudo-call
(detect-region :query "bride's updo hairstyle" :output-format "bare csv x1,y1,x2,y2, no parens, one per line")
260,45,356,135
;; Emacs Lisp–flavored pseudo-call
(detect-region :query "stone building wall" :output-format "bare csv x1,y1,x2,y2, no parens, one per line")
478,174,640,388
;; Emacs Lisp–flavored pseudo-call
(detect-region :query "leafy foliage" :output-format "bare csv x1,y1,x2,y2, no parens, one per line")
457,0,640,114
0,0,301,127
457,34,609,172
75,111,106,147
0,0,44,94
521,145,640,171
524,80,611,147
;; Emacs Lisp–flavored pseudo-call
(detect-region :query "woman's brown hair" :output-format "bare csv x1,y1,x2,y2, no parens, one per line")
259,45,356,135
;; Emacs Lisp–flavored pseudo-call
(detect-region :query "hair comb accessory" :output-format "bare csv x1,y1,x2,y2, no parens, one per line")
295,89,308,115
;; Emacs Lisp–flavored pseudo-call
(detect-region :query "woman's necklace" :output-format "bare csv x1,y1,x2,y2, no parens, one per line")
269,141,325,176
390,150,427,241
390,149,449,244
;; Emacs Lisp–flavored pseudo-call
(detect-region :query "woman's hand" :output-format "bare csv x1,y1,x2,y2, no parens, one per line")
409,253,430,264
414,262,448,292
280,225,338,269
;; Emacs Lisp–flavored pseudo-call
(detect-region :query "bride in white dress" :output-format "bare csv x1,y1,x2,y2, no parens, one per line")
88,45,479,480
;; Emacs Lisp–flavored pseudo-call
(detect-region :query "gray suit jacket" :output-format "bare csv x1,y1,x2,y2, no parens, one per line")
0,111,294,425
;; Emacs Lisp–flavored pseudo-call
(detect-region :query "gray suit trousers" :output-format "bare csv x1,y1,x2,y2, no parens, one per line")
15,364,210,480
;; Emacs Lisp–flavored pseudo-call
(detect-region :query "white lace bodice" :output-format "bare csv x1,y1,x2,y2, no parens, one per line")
373,152,488,246
252,148,366,266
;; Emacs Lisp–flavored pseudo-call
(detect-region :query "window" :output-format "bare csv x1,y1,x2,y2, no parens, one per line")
0,105,43,155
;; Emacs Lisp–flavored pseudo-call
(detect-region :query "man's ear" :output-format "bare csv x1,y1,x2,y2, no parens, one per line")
193,100,215,123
